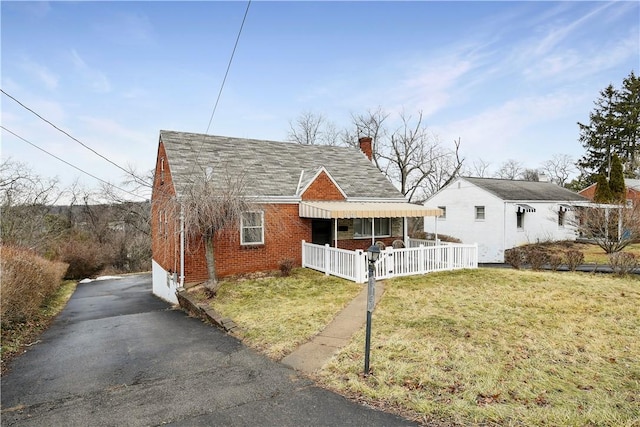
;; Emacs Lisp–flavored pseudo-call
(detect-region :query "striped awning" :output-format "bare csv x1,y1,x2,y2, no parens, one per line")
516,204,536,213
559,204,576,212
299,201,443,219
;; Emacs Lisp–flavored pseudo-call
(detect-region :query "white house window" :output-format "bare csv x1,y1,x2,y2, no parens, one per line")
558,210,565,227
241,211,264,245
353,218,390,238
475,206,485,220
517,211,525,229
438,206,447,219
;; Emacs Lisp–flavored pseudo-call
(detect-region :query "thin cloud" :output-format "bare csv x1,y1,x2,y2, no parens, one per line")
19,57,59,90
70,49,112,93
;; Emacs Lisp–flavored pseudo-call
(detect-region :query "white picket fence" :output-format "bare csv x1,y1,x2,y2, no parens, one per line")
301,240,477,283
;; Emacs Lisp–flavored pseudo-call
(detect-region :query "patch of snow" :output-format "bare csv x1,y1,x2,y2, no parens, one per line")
78,276,122,283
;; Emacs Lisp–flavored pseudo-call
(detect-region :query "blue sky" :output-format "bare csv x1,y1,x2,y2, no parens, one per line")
2,1,638,201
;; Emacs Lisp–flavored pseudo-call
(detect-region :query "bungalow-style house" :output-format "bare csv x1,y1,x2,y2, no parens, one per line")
151,130,441,303
578,178,640,207
423,177,591,263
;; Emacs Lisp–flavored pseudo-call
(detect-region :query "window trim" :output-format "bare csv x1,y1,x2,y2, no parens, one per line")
438,206,447,220
475,206,485,221
240,211,265,245
353,217,391,239
558,209,565,227
517,211,524,230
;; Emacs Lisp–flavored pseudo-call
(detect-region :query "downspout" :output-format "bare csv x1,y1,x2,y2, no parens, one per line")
503,201,507,262
179,204,185,288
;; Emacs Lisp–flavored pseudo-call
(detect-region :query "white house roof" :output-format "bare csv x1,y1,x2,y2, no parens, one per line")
463,177,589,202
159,130,405,201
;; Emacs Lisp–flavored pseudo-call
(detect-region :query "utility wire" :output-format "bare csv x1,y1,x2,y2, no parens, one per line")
189,0,251,184
204,0,251,135
1,125,147,200
1,89,148,186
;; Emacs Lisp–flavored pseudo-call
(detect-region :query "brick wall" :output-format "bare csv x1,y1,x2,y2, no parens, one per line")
151,141,180,277
301,170,346,201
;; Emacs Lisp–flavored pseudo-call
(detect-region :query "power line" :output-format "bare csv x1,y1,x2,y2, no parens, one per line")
204,0,252,135
189,0,252,182
0,88,147,185
1,125,147,200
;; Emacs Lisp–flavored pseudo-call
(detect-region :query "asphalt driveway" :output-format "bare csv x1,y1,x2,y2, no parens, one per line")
1,273,416,426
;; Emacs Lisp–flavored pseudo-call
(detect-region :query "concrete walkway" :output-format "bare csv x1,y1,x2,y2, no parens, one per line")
282,281,385,374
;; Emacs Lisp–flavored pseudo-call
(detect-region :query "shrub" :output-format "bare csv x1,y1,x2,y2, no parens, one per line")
504,247,525,269
565,250,584,272
58,240,108,279
609,252,638,276
548,253,564,271
525,247,549,271
279,258,295,277
0,246,68,325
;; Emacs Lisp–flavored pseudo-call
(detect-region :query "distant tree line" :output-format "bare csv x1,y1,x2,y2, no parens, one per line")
0,158,151,279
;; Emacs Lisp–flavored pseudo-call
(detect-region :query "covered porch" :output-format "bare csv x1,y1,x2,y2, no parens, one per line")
299,201,443,249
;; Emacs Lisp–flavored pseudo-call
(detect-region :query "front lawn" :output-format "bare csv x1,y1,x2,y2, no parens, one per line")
206,268,639,426
317,269,639,426
199,268,362,359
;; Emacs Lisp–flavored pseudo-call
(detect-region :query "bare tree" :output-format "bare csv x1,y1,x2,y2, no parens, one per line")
377,111,464,202
468,158,492,177
573,204,640,253
180,167,252,295
287,111,342,146
350,106,390,170
0,159,64,252
521,169,539,182
495,159,524,180
541,154,575,187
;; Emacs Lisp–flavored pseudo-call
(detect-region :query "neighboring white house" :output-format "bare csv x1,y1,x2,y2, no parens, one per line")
423,177,591,263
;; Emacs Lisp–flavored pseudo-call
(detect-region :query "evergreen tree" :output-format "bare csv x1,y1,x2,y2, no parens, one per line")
617,71,640,177
609,154,626,202
577,71,640,184
593,171,612,203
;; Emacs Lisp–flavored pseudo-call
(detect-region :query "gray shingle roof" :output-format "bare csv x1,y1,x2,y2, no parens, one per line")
159,131,404,200
464,177,589,202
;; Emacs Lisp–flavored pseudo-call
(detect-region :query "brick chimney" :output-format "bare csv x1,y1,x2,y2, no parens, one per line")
359,136,373,161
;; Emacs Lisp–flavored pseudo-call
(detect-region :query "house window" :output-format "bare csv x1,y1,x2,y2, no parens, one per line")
160,157,165,184
517,211,524,229
438,206,446,219
353,218,391,238
241,211,264,245
475,206,485,220
558,210,565,227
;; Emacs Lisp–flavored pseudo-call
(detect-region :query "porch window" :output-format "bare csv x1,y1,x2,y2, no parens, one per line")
475,206,485,221
241,211,264,245
353,218,390,238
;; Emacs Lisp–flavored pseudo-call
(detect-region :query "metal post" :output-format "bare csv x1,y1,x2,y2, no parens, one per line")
364,260,375,375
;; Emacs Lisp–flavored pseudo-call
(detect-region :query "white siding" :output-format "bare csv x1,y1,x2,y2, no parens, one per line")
152,260,179,304
425,179,504,262
425,178,581,263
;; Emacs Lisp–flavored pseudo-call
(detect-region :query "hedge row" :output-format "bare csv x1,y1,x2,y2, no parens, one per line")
0,245,68,326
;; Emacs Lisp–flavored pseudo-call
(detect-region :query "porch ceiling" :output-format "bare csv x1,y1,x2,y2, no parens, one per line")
299,201,443,219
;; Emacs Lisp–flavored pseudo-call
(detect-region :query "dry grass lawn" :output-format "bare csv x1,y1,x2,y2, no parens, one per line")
317,269,639,426
201,268,362,359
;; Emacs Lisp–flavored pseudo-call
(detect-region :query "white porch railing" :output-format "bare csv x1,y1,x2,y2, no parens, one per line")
302,240,477,283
